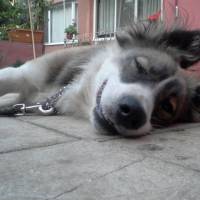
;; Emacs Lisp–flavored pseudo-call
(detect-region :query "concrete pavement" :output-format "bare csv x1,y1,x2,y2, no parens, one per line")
1,112,200,199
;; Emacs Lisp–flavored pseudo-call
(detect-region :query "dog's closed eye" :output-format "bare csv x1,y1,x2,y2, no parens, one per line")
135,56,148,74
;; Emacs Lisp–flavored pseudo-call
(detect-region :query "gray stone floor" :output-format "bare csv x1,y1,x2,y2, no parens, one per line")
1,110,200,199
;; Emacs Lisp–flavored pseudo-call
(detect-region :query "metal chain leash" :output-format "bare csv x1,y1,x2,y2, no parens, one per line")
0,86,67,116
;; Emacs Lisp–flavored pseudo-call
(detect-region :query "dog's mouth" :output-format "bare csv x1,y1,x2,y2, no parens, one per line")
94,79,118,134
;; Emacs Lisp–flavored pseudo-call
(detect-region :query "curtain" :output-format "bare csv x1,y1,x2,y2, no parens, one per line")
65,3,72,27
117,0,135,29
138,0,161,20
44,10,49,43
97,0,115,34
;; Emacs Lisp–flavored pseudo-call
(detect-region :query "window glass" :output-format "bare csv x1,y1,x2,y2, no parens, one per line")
97,0,115,35
117,0,135,29
138,0,161,20
51,3,65,43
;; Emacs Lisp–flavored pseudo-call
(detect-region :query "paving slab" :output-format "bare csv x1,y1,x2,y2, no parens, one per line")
0,140,143,200
57,157,200,200
0,117,76,154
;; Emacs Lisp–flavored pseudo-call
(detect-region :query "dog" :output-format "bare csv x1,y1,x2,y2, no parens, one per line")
0,22,200,136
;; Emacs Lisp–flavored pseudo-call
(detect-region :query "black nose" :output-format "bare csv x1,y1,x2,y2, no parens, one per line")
116,96,146,129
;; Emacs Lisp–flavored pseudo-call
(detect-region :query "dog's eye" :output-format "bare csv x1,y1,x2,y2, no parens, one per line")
159,96,177,119
152,95,178,126
135,57,148,75
152,78,188,127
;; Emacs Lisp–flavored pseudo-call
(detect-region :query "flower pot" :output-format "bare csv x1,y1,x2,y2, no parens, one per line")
8,29,44,43
66,33,73,40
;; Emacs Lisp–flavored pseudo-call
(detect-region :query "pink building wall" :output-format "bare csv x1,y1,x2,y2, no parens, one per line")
77,0,94,42
0,41,43,68
164,0,200,29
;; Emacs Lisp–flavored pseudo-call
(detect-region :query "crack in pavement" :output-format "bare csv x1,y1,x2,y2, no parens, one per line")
47,157,146,200
48,155,200,200
45,184,82,200
96,157,146,180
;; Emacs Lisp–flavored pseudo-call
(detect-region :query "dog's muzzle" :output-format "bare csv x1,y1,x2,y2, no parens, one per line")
94,80,147,135
94,79,118,134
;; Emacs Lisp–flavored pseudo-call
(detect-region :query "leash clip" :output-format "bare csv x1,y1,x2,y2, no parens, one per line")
13,104,26,116
13,103,55,116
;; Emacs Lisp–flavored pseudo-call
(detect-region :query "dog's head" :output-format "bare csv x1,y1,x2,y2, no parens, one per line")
92,23,200,137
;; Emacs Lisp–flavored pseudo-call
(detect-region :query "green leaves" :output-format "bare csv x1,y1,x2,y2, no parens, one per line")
64,25,78,35
0,0,51,40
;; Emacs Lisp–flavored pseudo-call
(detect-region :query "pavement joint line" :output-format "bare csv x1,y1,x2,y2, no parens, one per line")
152,123,200,135
16,118,83,140
16,117,124,142
47,158,146,200
15,118,200,142
0,140,80,155
95,157,146,179
147,155,200,174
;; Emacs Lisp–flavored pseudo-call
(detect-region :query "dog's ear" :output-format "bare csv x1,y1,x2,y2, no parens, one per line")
116,31,134,49
115,23,152,49
161,29,200,68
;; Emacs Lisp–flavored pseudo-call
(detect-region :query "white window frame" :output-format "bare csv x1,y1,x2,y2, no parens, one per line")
93,0,163,40
45,0,77,45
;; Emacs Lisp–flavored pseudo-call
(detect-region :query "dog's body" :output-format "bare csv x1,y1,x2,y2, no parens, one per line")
1,23,200,136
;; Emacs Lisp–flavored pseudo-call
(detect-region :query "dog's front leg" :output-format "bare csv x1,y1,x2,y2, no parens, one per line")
0,62,44,105
55,79,93,119
0,67,36,106
0,67,26,96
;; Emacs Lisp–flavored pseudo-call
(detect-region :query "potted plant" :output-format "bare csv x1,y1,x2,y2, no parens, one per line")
65,25,78,40
4,0,51,43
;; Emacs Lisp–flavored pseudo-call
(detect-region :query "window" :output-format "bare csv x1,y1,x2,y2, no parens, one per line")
95,0,161,37
44,1,77,44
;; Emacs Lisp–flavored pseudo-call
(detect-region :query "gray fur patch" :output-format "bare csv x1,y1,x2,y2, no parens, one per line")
119,48,178,83
46,46,102,86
